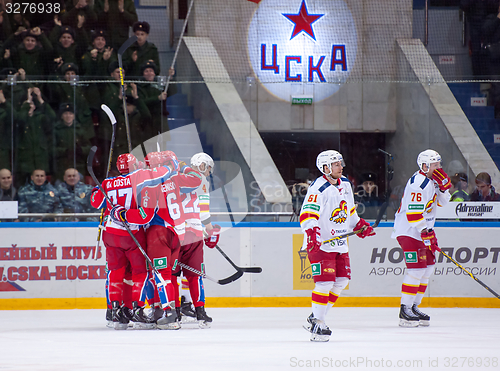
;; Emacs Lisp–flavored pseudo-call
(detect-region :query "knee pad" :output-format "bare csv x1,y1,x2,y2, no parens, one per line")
313,281,334,294
333,277,349,291
407,267,426,281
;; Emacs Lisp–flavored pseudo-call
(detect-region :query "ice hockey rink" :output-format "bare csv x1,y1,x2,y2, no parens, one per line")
1,307,499,371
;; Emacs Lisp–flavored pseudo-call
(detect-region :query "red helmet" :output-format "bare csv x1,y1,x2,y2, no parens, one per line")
116,153,137,174
161,151,178,169
144,152,163,169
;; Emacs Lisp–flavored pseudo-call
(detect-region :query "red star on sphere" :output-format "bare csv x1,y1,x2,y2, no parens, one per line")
282,0,324,41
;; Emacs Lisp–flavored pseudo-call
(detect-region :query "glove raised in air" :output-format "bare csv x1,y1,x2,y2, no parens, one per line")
432,168,451,192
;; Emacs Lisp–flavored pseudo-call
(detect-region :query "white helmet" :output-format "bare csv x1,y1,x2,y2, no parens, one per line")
190,152,214,173
417,149,442,173
316,150,344,175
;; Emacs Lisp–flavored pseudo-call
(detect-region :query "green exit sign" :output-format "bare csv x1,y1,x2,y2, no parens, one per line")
291,96,313,105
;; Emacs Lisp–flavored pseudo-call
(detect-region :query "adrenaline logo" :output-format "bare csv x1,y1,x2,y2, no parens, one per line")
247,0,358,102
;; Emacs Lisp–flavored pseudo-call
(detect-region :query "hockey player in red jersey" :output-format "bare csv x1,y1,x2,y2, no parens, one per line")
116,151,203,329
392,149,451,327
91,153,168,330
299,150,375,342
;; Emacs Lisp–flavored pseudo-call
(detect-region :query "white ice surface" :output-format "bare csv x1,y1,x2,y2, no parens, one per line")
1,307,499,371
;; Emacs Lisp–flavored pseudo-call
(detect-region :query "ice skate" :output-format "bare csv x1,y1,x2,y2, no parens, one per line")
106,308,113,328
111,301,129,330
195,306,212,329
308,317,331,342
180,297,197,324
411,305,430,327
399,304,420,327
302,313,314,332
156,308,181,330
131,302,155,330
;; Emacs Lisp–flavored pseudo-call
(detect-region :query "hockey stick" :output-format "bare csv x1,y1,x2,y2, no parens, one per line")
322,202,388,245
439,250,500,300
94,104,117,260
87,146,174,309
178,261,243,285
117,35,137,152
163,0,194,94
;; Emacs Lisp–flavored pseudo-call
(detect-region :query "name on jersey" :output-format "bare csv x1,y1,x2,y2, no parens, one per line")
108,178,131,188
161,181,176,193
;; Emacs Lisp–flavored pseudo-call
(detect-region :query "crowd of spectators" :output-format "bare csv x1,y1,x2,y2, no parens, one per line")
0,0,176,193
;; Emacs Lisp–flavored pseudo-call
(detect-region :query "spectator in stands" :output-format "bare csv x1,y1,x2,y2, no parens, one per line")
62,0,98,33
455,172,470,193
17,168,62,222
470,172,500,201
460,0,498,78
56,167,96,220
0,87,12,169
46,62,93,129
122,21,159,77
0,168,16,201
0,1,13,45
2,27,53,77
81,29,115,77
52,103,94,181
354,172,383,219
49,22,89,74
138,60,176,134
0,168,18,222
15,87,56,184
449,174,470,201
0,67,29,109
81,29,116,118
94,0,138,50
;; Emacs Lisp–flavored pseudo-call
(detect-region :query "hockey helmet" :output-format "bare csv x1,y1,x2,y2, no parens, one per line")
144,151,163,169
417,149,441,173
116,153,137,174
161,150,179,169
190,152,214,174
316,150,344,175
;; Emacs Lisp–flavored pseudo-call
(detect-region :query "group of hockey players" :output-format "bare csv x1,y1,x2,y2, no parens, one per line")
300,149,451,342
91,150,220,330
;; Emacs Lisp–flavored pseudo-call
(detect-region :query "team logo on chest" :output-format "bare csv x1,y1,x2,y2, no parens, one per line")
425,194,437,214
330,200,348,224
247,0,358,102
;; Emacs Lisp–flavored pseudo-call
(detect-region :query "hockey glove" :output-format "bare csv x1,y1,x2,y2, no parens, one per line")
353,218,376,238
204,224,221,248
178,161,188,172
421,229,440,253
432,168,451,192
305,226,321,253
110,205,127,224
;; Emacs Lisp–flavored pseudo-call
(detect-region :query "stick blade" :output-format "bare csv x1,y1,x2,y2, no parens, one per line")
240,267,262,273
218,270,244,285
101,104,117,126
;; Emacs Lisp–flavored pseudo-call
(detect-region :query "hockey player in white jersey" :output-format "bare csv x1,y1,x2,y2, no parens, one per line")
392,149,451,327
300,150,376,342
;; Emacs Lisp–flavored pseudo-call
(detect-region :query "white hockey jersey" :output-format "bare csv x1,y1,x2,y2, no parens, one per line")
391,170,450,241
300,175,360,253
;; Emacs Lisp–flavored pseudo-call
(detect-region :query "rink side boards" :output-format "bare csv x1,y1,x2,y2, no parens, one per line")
0,222,499,310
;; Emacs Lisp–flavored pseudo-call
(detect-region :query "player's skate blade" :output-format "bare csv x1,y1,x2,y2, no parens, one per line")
156,309,181,330
195,306,212,329
411,305,430,327
399,304,419,327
